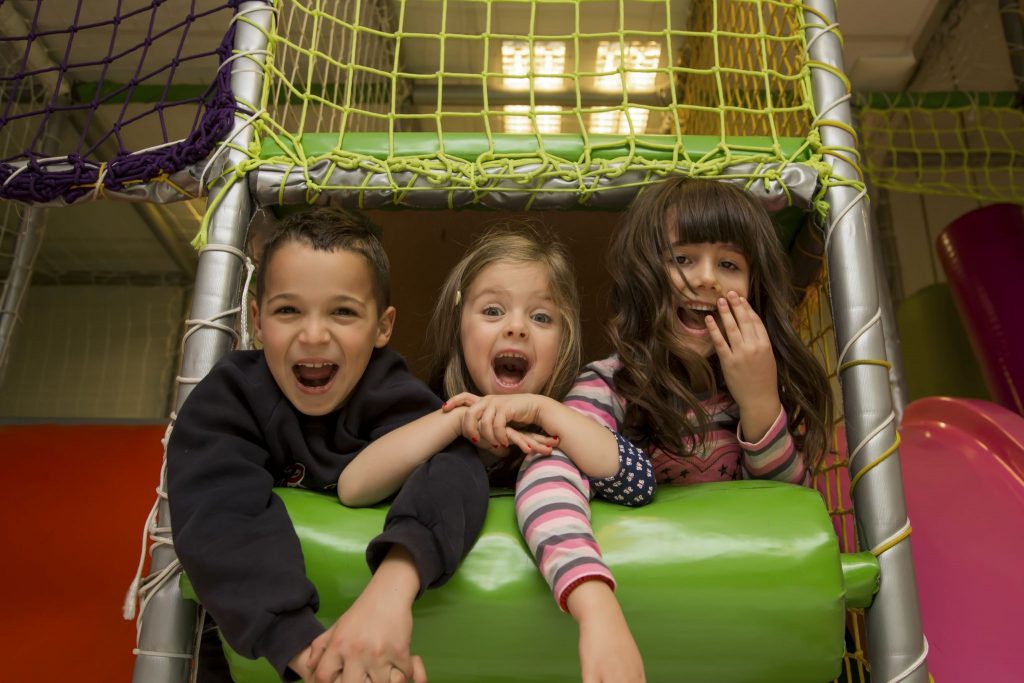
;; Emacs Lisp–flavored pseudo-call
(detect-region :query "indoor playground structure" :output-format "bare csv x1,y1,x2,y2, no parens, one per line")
2,0,1024,681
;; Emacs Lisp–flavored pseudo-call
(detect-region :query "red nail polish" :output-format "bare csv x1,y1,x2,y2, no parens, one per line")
471,437,478,443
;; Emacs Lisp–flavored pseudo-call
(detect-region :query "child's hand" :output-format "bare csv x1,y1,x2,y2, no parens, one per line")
305,585,426,683
447,393,558,453
705,291,780,412
288,645,314,680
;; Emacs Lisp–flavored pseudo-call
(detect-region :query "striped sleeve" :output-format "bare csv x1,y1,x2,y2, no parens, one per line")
562,358,625,431
738,406,809,485
590,432,655,507
515,451,615,612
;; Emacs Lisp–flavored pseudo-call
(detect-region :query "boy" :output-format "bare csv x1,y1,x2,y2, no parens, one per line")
167,208,488,682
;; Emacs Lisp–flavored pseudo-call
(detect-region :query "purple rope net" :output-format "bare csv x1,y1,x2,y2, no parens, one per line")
0,0,241,204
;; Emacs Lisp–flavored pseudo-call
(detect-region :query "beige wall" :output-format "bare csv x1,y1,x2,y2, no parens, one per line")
0,285,184,420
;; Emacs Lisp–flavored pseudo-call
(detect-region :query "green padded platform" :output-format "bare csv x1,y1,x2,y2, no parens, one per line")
183,481,877,683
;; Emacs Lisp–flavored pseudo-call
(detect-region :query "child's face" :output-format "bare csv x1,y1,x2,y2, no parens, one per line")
667,238,750,358
459,261,562,396
251,242,395,415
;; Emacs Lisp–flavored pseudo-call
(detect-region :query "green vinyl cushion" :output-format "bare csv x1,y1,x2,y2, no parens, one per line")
182,480,877,682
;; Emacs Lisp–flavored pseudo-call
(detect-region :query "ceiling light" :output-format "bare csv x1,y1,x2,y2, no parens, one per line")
502,41,567,91
590,107,650,134
594,41,661,93
504,105,563,134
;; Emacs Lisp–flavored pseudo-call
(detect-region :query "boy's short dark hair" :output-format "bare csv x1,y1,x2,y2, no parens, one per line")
255,207,390,311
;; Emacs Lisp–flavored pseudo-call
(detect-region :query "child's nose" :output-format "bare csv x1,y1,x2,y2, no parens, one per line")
504,315,528,339
692,261,720,290
300,317,330,344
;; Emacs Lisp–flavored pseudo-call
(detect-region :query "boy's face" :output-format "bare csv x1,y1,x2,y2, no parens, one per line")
251,242,395,416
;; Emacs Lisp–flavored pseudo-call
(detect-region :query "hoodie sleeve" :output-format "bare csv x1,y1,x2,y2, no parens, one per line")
355,352,489,593
167,358,323,679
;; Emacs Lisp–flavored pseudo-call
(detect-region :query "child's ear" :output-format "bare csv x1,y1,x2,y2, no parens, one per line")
250,299,263,345
375,305,396,348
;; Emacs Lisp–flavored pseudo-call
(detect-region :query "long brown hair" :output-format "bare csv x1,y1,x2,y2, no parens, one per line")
608,176,833,469
427,225,582,401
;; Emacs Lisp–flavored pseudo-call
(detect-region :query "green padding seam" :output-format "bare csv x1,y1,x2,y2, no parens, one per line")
183,481,876,682
259,132,813,164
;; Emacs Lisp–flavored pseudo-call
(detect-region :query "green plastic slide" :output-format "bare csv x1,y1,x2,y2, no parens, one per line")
182,481,877,682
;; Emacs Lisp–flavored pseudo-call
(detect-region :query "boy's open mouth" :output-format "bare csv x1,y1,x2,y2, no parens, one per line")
492,352,530,389
293,361,338,388
676,301,718,333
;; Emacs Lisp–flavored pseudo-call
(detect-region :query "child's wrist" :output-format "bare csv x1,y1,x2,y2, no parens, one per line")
444,404,468,438
562,575,616,617
534,394,561,434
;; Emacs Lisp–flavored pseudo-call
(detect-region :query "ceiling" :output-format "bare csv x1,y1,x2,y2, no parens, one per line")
0,0,1015,284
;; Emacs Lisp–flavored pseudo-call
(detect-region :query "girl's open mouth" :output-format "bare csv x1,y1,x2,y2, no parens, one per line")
293,362,338,390
492,352,530,389
676,302,718,334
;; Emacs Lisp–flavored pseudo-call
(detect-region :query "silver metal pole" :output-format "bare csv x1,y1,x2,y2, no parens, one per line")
129,4,273,682
866,185,909,422
0,204,46,389
803,2,929,681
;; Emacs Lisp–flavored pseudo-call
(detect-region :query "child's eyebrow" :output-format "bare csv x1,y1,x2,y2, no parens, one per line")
470,286,554,302
265,292,366,305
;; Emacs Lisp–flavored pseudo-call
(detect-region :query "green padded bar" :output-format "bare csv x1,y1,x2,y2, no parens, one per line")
183,481,876,682
258,132,813,164
841,551,880,609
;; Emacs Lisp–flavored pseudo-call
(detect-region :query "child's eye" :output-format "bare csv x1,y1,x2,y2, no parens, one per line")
482,306,503,317
673,254,691,266
721,261,738,270
333,307,357,317
274,305,298,315
531,312,553,324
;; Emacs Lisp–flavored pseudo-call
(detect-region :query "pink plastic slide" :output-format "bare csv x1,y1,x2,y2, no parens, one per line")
899,396,1024,683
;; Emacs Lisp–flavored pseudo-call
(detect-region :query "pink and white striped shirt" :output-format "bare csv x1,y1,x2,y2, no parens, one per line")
564,355,808,486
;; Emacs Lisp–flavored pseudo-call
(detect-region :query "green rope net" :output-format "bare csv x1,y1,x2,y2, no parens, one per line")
856,0,1024,203
858,91,1024,203
230,0,826,210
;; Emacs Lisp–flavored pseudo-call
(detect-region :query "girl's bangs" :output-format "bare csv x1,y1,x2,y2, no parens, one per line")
668,203,756,256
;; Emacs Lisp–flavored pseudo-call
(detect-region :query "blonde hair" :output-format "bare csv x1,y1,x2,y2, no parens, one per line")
427,226,582,401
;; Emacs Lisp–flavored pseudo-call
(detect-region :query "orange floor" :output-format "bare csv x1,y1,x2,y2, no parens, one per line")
0,424,165,681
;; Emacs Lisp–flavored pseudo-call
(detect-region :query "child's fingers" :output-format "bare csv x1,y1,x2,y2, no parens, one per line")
461,405,482,445
523,432,555,454
490,406,510,448
478,402,502,449
728,292,760,342
738,296,769,341
442,392,479,411
411,655,428,683
505,427,535,454
509,429,554,455
531,433,558,449
716,296,744,344
705,315,732,357
307,633,329,670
